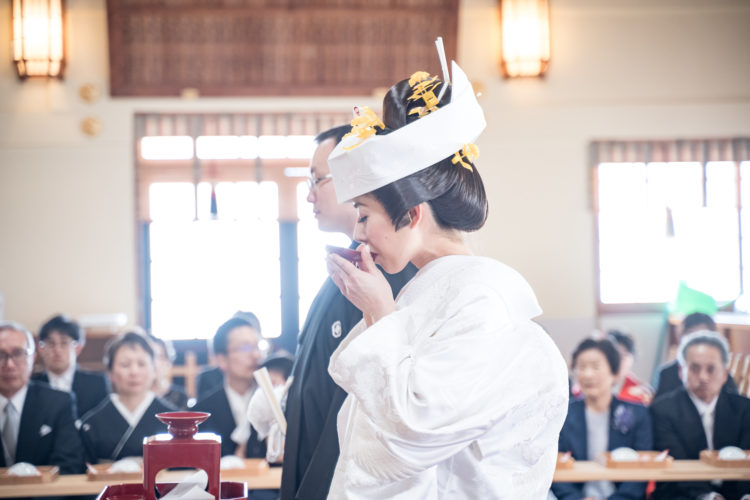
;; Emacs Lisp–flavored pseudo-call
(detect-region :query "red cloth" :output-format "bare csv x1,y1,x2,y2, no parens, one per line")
617,374,653,405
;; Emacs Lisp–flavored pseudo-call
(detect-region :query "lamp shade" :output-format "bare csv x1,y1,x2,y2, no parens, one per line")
12,0,65,79
500,0,550,78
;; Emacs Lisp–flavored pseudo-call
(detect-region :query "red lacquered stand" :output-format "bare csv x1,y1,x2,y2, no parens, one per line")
96,411,247,500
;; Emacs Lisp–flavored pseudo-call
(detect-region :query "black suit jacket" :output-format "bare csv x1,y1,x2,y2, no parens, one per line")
650,387,750,499
193,387,266,459
281,258,417,500
32,367,109,418
654,360,737,399
196,366,224,402
0,381,84,474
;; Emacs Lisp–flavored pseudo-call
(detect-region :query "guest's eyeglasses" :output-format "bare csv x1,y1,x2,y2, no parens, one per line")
0,349,31,366
39,339,78,350
306,173,333,191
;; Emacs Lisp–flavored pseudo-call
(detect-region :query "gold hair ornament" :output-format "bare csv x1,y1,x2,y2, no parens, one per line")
451,143,479,171
407,71,441,118
343,106,385,150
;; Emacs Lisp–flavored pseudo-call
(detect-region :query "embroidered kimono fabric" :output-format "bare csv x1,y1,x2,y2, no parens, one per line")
328,255,569,499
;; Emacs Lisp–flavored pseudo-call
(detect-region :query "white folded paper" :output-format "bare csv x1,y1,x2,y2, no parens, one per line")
159,469,213,500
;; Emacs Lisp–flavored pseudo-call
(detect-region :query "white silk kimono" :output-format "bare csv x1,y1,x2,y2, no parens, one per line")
327,255,569,499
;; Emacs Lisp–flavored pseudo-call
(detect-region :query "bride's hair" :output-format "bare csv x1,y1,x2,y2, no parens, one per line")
370,78,488,232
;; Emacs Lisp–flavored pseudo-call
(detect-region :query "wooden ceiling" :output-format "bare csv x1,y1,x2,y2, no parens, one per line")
107,0,459,97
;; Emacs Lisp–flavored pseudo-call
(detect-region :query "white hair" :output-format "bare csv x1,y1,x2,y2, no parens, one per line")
0,320,36,355
677,329,729,368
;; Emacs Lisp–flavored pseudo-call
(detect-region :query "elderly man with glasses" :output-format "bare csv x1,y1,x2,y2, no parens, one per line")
0,320,84,473
31,314,109,419
650,330,750,500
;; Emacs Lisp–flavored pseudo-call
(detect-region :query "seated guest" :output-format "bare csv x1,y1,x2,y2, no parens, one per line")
80,331,176,463
650,330,750,500
149,335,189,409
193,314,266,459
609,330,653,405
552,338,652,500
32,314,109,418
655,312,737,398
193,314,277,500
0,321,84,473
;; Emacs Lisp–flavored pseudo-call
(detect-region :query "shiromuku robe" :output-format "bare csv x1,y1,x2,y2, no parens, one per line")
328,255,569,499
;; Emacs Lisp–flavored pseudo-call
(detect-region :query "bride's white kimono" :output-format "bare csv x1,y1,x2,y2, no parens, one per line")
327,255,569,499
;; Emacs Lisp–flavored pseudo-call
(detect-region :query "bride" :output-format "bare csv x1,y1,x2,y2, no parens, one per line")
324,44,569,499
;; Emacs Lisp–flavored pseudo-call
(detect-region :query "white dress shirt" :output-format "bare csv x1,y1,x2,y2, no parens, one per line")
224,383,254,446
687,391,718,450
0,385,28,465
584,408,616,499
47,363,76,393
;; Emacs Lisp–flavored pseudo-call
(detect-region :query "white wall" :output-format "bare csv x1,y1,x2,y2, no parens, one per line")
1,0,749,380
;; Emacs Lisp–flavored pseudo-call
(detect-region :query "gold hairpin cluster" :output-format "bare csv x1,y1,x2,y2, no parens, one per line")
407,71,441,118
451,143,479,171
343,106,385,150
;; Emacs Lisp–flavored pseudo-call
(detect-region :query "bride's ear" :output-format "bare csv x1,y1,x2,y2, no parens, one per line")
407,204,424,229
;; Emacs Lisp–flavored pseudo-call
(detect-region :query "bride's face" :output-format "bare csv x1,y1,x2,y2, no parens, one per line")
352,194,415,274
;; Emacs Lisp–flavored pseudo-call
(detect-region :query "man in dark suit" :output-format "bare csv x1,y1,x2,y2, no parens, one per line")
651,330,750,500
654,312,737,398
31,314,109,418
0,320,84,474
194,312,266,459
193,313,275,500
265,127,416,500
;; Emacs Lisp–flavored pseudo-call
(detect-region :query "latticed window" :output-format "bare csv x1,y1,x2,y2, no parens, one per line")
135,112,350,350
592,138,750,310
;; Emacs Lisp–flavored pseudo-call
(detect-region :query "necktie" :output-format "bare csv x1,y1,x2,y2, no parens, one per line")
2,402,17,464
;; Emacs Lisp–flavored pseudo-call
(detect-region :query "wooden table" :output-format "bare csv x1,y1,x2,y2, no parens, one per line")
553,459,750,482
0,467,282,498
2,460,748,498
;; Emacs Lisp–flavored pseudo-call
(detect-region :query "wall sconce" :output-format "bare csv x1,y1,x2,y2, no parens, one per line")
12,0,65,79
499,0,550,78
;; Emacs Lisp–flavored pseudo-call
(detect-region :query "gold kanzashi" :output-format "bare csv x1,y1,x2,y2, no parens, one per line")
407,71,441,118
343,106,385,150
409,71,431,86
451,143,479,171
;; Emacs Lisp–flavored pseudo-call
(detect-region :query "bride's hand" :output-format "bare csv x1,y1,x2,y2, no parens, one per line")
327,244,395,326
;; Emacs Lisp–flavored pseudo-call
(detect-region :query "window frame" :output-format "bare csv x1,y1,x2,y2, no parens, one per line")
133,112,351,349
591,138,750,315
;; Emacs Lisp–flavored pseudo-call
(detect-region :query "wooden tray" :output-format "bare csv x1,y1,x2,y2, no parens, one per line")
0,465,59,484
556,452,575,470
700,450,750,468
597,451,673,469
86,462,143,481
220,458,270,478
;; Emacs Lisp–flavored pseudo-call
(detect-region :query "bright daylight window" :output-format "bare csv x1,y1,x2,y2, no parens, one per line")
136,110,353,344
148,181,281,341
597,160,750,305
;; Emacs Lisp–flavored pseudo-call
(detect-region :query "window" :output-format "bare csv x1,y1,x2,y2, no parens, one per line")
593,139,750,309
135,112,351,345
148,181,281,340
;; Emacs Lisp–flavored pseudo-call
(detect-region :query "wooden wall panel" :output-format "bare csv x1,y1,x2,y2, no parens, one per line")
107,0,459,96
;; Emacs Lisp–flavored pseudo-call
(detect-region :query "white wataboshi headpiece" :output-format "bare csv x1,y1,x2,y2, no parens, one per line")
328,40,487,203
